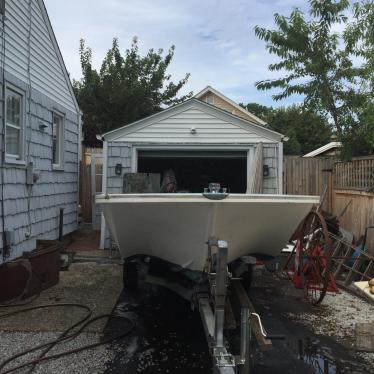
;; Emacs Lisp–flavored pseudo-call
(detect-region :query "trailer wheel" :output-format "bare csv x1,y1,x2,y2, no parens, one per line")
241,265,253,291
123,261,138,290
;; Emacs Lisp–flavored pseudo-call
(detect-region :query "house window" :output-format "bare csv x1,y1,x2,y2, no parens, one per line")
5,87,24,160
52,112,64,168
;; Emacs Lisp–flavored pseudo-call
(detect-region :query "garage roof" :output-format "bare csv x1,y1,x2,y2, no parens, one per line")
101,98,284,143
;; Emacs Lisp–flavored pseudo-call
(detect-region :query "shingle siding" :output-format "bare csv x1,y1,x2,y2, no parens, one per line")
4,0,76,112
0,70,79,263
106,142,132,194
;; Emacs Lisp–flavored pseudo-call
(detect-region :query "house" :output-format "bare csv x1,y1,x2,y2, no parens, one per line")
303,142,342,158
0,0,81,263
98,86,286,248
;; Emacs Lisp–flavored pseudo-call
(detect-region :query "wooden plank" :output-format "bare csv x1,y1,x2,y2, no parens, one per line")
231,280,273,350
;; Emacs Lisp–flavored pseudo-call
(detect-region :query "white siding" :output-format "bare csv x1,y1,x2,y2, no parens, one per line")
121,108,277,144
4,0,76,112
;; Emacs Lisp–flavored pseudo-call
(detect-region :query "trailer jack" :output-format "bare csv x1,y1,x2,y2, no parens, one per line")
198,238,284,374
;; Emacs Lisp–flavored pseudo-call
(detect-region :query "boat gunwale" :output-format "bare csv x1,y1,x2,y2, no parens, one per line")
96,193,320,204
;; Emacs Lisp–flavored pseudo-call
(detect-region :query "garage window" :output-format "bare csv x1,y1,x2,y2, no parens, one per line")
137,150,247,193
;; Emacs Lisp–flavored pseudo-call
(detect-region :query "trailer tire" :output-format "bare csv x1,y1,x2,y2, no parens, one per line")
123,261,138,290
241,265,253,291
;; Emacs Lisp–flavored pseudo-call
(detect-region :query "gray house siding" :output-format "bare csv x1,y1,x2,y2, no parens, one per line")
0,71,79,263
5,0,76,112
0,0,80,263
106,142,132,194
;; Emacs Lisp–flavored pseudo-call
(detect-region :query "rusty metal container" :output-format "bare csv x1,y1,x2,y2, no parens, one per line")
0,240,61,303
0,260,31,303
22,240,61,298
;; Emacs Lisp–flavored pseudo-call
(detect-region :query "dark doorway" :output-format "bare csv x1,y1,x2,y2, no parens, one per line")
137,151,247,193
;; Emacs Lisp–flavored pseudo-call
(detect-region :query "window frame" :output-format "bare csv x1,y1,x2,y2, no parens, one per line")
52,110,65,170
5,84,26,164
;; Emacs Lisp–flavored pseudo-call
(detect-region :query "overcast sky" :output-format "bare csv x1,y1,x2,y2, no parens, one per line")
44,0,309,107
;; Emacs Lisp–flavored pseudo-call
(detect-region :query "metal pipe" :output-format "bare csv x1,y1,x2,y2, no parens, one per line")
240,308,250,365
58,208,64,242
214,241,228,348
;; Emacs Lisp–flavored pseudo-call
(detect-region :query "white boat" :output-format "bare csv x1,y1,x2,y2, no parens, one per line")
97,194,318,271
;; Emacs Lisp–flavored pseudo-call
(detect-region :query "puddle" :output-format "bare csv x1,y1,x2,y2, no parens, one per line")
288,338,367,374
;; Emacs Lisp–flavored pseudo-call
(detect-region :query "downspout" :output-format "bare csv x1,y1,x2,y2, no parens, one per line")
25,0,33,239
77,111,82,227
99,138,107,249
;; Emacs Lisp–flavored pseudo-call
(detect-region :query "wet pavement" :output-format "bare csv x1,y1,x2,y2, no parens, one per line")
105,283,211,373
103,270,371,374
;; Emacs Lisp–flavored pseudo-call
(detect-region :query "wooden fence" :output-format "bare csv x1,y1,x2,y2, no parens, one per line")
283,155,374,253
79,147,103,223
332,189,374,252
334,157,374,191
80,161,92,223
283,156,335,212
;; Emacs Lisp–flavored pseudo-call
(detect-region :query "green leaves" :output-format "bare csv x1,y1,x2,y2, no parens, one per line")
73,38,192,146
241,104,331,155
254,0,374,158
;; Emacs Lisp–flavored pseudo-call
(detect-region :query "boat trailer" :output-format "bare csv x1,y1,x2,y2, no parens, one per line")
197,239,283,373
124,237,283,373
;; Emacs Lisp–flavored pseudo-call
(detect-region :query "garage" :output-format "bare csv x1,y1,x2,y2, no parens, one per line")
99,87,285,248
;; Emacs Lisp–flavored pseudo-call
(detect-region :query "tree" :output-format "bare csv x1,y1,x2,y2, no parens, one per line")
340,103,374,159
267,105,332,155
254,0,374,156
240,103,331,155
239,102,273,121
73,38,192,146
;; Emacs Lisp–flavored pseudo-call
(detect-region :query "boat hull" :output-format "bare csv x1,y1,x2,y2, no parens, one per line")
97,194,319,271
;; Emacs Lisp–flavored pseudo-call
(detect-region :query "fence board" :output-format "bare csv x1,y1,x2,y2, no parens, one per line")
80,161,92,222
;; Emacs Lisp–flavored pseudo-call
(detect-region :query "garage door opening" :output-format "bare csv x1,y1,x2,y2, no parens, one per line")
137,151,247,193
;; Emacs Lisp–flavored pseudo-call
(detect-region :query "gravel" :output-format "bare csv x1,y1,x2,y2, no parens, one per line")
286,288,374,370
0,331,115,374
